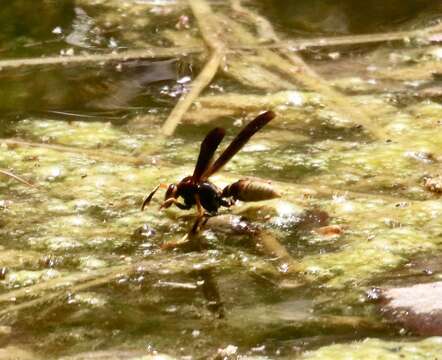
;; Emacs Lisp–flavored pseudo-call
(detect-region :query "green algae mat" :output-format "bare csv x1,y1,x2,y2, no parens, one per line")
1,1,442,359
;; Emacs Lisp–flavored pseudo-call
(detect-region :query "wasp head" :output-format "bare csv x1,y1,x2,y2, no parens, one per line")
164,183,178,201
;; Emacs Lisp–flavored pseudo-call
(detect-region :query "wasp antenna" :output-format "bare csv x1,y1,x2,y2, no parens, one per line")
141,184,161,211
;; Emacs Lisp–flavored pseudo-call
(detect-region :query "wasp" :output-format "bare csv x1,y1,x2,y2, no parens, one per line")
141,111,280,218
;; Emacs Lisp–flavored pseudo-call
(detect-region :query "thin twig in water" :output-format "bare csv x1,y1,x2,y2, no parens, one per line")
162,50,223,136
0,255,215,317
0,265,125,306
0,47,203,70
161,0,225,136
282,51,385,139
234,17,442,49
0,21,440,71
0,169,35,187
230,0,385,139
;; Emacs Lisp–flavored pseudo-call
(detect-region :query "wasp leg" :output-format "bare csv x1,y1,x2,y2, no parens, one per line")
194,194,205,218
191,212,214,234
188,213,211,252
160,198,191,210
160,213,208,251
161,232,190,250
190,214,206,235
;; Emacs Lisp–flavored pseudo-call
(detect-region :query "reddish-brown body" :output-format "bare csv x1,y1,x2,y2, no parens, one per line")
165,176,231,214
222,179,280,202
142,111,279,216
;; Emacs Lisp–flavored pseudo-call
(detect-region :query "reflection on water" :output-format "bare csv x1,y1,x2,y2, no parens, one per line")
0,59,187,125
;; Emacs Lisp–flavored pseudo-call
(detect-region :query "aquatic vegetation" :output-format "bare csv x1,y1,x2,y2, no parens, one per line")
301,338,442,360
1,0,442,358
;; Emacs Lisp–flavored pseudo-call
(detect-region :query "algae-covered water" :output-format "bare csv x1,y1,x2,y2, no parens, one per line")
1,1,442,359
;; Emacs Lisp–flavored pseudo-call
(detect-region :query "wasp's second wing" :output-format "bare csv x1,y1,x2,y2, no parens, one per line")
192,127,226,182
202,111,275,179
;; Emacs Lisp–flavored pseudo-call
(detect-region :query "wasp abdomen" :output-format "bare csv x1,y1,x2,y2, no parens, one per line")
222,179,280,202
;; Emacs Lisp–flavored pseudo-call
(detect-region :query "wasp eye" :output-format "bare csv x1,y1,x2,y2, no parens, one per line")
165,184,177,199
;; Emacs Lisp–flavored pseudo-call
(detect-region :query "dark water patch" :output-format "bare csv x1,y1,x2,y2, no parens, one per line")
257,0,438,36
1,0,441,358
0,1,75,59
0,59,184,125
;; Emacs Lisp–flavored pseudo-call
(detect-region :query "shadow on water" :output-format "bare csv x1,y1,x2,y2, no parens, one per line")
0,58,195,138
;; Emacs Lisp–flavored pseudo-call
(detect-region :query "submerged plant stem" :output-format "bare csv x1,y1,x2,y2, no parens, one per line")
254,229,305,274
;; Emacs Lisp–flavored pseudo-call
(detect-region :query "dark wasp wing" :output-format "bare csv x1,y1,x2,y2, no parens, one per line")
201,111,275,179
192,127,226,182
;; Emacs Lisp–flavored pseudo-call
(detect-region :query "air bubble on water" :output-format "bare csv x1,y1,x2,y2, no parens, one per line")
287,91,303,106
47,166,63,180
217,345,238,357
60,48,74,56
252,344,266,353
328,52,340,60
271,201,303,229
278,263,290,273
431,47,442,60
177,76,191,84
165,305,177,313
243,143,270,152
233,118,243,127
73,199,90,212
108,37,118,48
332,196,354,213
69,215,86,226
